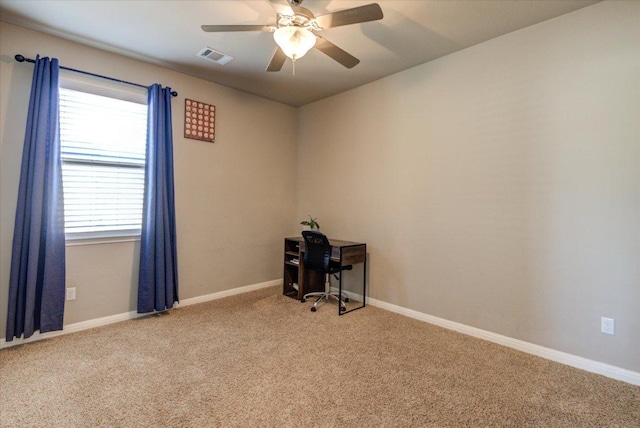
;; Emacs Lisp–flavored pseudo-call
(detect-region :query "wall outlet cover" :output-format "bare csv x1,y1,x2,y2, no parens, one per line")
601,317,615,335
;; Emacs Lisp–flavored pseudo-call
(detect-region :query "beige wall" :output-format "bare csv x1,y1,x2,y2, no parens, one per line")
0,22,298,331
297,1,640,372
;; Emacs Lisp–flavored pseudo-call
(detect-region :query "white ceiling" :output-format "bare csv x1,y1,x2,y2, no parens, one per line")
0,0,600,107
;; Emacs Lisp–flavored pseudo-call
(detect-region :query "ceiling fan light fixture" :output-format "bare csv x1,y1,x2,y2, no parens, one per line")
273,26,316,60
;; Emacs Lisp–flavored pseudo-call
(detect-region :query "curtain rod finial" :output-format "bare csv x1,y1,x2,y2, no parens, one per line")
15,54,26,62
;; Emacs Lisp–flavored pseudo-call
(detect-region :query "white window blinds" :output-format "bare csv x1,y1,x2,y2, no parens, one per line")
58,86,148,239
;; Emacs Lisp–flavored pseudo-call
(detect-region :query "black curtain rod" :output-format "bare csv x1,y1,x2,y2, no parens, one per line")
15,54,178,97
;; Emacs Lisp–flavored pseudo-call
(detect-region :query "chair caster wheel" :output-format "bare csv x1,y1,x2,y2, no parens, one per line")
340,306,346,312
344,298,349,303
301,298,306,303
311,307,317,312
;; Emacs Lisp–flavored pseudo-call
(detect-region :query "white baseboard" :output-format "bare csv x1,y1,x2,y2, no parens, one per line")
328,286,363,302
176,279,281,307
0,279,279,350
367,297,640,386
3,279,637,386
0,308,144,350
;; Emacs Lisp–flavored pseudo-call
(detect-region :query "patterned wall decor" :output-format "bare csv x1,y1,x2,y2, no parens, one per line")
184,99,215,143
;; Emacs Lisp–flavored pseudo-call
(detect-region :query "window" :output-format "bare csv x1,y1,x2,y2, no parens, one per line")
58,74,148,241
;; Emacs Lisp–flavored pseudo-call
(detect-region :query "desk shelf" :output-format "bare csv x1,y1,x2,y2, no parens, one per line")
283,238,301,299
283,237,324,300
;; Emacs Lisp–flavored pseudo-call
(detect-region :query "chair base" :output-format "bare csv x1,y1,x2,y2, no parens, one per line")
302,289,349,312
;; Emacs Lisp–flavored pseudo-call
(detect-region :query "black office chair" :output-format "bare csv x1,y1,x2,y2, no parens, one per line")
301,230,352,312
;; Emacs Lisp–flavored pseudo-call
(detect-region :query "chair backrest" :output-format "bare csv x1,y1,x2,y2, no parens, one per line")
302,230,331,273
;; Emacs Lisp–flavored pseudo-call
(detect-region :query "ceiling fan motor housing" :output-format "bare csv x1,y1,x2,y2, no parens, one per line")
277,8,314,29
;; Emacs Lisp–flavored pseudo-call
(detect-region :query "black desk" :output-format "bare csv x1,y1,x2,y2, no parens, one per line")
283,236,367,315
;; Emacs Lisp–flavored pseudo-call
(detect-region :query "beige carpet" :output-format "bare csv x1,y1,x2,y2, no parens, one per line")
1,286,638,427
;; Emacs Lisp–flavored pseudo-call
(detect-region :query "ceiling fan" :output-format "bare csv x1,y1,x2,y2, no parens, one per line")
201,0,384,72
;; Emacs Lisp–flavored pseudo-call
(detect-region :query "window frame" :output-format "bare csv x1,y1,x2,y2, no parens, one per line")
58,71,148,245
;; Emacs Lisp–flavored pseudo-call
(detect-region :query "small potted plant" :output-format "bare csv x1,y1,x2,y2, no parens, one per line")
300,215,320,231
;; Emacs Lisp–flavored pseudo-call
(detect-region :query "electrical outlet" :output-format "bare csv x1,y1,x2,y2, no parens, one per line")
601,317,614,335
66,287,76,301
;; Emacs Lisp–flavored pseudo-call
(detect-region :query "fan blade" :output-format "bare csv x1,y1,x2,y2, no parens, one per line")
314,3,383,29
266,0,294,16
266,47,287,72
201,25,273,32
315,36,360,69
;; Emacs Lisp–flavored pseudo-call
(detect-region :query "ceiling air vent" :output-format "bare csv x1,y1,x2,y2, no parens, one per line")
196,47,233,65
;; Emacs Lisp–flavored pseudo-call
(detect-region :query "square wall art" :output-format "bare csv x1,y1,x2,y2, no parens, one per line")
185,99,215,143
